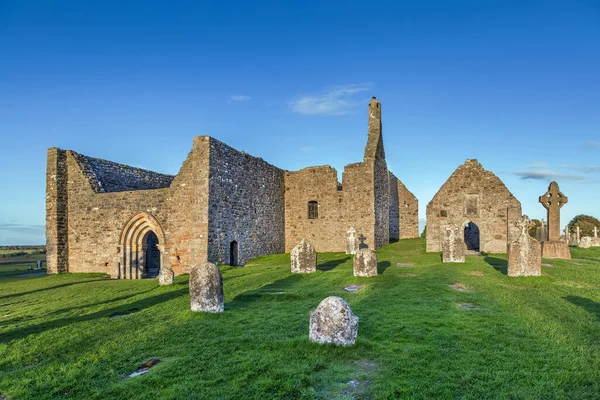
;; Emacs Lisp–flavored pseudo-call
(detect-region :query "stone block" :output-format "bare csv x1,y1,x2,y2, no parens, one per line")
158,266,174,285
353,248,378,277
309,296,358,346
190,262,224,313
291,238,317,273
442,224,465,263
541,241,571,259
508,233,541,277
578,236,600,248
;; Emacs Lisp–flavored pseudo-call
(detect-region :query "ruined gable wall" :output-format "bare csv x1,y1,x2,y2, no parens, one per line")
284,166,346,252
49,138,211,276
397,179,419,239
426,159,522,253
372,142,390,248
341,162,377,250
388,173,400,241
207,138,285,265
46,148,69,274
63,151,170,274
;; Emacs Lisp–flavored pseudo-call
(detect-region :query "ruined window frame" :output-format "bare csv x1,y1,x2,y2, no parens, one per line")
308,201,319,219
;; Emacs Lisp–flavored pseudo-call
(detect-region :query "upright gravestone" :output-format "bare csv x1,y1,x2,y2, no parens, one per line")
576,226,581,243
36,260,43,269
539,181,571,259
508,215,541,277
309,296,358,346
353,248,378,277
291,238,317,274
189,262,224,313
158,265,174,286
564,226,570,242
345,227,359,255
594,227,598,238
536,219,547,242
578,236,600,248
442,224,465,263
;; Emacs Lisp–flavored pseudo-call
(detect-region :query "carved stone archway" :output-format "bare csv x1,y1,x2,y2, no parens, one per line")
117,212,169,279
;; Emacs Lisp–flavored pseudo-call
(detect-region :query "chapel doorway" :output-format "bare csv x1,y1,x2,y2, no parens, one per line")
230,241,239,266
464,222,480,252
143,231,161,278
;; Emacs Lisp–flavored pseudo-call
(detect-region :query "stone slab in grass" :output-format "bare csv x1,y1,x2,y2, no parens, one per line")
344,285,363,292
542,263,554,267
458,303,480,310
450,283,470,292
471,271,484,276
400,273,416,277
396,263,413,267
128,359,160,378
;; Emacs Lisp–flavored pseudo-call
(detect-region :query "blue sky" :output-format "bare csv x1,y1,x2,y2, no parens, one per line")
1,1,599,245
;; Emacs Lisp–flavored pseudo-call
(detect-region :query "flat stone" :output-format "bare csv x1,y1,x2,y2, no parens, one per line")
396,263,413,267
450,283,469,292
400,273,415,277
541,263,554,267
471,271,484,276
190,262,224,313
127,358,160,378
458,303,479,310
309,296,358,346
344,285,363,292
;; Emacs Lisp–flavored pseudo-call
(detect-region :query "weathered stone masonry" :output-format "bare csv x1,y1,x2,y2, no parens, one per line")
46,98,419,277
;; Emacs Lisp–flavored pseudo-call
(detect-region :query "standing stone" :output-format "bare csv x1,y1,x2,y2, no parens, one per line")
539,182,571,259
189,262,224,313
564,226,570,242
291,238,317,274
353,248,378,277
594,227,598,238
508,216,541,277
36,260,43,269
576,226,581,243
578,236,600,249
536,219,547,242
345,227,359,255
442,224,465,263
158,266,174,286
309,296,358,346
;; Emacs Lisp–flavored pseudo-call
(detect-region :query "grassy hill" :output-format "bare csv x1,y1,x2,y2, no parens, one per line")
1,239,600,399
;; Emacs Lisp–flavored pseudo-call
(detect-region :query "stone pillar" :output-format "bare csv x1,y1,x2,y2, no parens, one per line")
594,227,598,238
46,148,69,274
576,226,581,242
508,216,541,277
442,224,465,263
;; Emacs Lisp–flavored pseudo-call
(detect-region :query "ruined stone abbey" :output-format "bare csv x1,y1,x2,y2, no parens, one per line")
46,97,419,278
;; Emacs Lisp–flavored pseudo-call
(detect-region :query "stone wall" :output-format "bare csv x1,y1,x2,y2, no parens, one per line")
426,159,522,253
388,173,400,240
207,138,285,265
397,179,419,239
46,148,69,274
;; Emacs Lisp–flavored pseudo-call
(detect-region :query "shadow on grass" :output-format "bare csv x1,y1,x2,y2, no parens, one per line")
0,279,106,301
228,274,303,308
378,261,392,274
318,256,350,272
564,296,600,320
484,256,508,275
0,288,188,344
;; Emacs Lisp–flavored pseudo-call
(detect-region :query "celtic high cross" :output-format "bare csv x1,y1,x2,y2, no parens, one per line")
539,181,568,242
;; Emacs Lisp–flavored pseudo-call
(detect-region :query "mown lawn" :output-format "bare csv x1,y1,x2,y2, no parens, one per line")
1,239,600,399
0,253,46,278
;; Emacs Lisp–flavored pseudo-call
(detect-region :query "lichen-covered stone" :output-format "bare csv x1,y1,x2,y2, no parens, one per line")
442,224,465,263
541,241,571,259
353,248,378,277
508,216,541,277
346,228,359,255
291,238,317,273
158,266,174,286
309,296,358,346
578,236,600,249
189,262,224,313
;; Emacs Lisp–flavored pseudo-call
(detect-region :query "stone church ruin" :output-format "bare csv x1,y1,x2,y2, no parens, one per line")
426,159,522,254
46,97,419,278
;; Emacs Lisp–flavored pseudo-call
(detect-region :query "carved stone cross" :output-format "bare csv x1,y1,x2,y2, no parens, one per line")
539,181,568,242
515,215,534,237
358,233,368,249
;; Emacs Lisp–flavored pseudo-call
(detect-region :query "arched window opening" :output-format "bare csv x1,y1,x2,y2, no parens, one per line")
143,231,161,278
308,201,319,219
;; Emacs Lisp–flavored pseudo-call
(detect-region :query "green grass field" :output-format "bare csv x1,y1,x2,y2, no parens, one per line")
1,239,600,399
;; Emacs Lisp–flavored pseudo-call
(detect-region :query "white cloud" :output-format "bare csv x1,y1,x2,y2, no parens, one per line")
513,170,585,181
230,95,251,101
289,84,371,116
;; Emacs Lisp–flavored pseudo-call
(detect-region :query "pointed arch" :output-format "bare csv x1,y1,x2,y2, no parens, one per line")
118,212,168,279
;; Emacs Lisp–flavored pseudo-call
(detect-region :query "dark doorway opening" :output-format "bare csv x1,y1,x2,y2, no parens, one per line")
230,241,239,266
144,231,161,278
464,222,480,252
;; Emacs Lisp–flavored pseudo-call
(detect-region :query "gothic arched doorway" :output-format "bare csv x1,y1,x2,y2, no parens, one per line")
464,222,480,252
119,212,168,279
